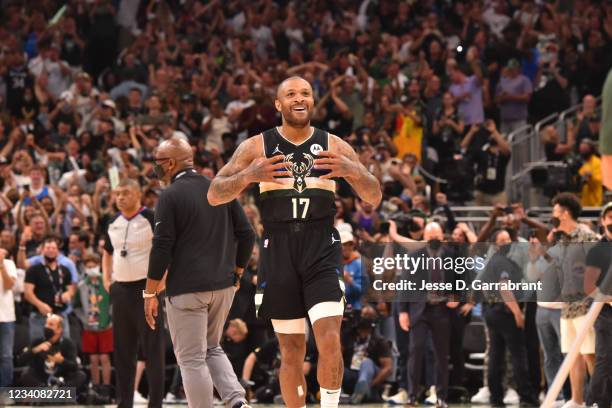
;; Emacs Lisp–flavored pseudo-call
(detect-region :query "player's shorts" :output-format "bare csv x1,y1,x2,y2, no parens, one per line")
560,315,596,354
82,328,114,354
257,217,345,323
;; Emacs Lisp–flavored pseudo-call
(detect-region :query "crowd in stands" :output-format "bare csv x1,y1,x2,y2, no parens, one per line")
0,0,610,406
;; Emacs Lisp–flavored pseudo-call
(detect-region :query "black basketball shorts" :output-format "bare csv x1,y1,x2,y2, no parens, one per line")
257,217,344,321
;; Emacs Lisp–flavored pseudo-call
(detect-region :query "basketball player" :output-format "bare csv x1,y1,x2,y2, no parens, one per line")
208,76,381,408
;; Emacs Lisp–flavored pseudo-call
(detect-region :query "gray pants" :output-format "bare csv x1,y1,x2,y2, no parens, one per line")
166,286,245,408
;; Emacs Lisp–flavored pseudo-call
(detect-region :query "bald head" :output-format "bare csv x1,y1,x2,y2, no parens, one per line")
423,222,444,241
157,137,194,164
276,76,312,99
154,137,195,184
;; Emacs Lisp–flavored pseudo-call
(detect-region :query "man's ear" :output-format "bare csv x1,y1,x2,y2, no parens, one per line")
274,99,282,112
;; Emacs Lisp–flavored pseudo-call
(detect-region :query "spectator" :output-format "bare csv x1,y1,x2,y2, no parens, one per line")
538,193,598,408
0,247,17,387
495,59,532,134
16,314,86,390
24,236,74,341
202,100,231,153
449,47,485,126
75,254,112,392
340,230,363,316
577,139,603,206
542,125,573,162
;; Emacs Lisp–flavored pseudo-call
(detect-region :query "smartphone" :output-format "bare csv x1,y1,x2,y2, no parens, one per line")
23,184,30,192
503,206,513,214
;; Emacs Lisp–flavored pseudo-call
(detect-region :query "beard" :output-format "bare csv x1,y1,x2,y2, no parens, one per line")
282,108,312,128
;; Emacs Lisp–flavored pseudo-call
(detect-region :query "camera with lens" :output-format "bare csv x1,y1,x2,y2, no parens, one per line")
388,211,424,236
120,249,128,257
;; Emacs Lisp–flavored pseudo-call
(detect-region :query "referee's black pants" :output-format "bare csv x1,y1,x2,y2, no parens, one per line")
590,305,612,408
111,280,165,408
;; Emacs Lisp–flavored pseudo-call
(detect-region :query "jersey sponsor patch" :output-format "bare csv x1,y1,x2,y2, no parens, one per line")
310,143,323,156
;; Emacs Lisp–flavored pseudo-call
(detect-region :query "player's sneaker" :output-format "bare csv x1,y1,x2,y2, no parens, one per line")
471,386,491,404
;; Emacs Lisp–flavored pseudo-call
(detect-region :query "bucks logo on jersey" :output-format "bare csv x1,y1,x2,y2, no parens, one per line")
283,152,314,193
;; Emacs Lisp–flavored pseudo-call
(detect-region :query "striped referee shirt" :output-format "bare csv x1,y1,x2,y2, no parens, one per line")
104,207,154,282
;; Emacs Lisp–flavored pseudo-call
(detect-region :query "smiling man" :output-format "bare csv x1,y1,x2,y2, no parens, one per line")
208,76,381,408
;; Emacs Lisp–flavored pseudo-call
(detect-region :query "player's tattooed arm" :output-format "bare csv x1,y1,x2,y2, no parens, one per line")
315,135,382,208
208,135,291,206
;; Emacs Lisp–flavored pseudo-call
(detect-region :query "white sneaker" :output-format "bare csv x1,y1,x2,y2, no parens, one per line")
503,388,520,405
164,392,177,403
471,386,491,404
561,401,586,408
425,386,438,405
134,391,148,405
213,397,224,405
551,400,566,408
384,388,408,404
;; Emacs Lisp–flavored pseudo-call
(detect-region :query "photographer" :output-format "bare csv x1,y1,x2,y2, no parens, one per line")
16,314,85,389
24,237,74,340
462,120,511,206
241,337,316,404
341,311,392,404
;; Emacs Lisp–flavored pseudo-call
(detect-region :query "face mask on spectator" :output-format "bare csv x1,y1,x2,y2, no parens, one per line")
85,267,101,278
428,239,442,250
153,163,166,180
606,224,612,234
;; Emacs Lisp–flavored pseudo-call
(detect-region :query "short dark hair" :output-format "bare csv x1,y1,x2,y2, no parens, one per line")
43,235,62,247
552,192,581,220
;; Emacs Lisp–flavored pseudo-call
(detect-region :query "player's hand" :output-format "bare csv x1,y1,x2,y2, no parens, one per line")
144,296,159,330
314,151,358,180
244,155,291,183
399,312,410,332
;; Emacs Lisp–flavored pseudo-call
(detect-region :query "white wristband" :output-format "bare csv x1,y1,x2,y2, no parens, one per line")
142,290,156,299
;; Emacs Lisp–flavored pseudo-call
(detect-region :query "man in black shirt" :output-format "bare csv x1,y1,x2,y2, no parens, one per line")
584,202,612,408
3,49,34,117
24,237,74,341
144,137,256,408
463,120,511,206
17,314,85,390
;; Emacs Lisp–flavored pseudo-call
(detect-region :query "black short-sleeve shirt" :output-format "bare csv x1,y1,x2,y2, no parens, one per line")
25,263,72,313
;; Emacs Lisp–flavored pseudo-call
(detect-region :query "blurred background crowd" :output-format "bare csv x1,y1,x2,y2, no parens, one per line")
0,0,610,406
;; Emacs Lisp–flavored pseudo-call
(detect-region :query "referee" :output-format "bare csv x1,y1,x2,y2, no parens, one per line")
102,179,165,408
144,137,256,408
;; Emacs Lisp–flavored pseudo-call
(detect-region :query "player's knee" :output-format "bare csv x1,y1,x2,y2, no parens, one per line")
316,330,341,357
280,347,305,367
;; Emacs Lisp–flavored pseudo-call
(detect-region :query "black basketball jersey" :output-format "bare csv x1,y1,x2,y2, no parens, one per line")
259,127,336,223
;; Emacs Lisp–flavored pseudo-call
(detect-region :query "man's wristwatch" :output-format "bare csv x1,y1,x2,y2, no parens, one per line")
142,290,156,299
